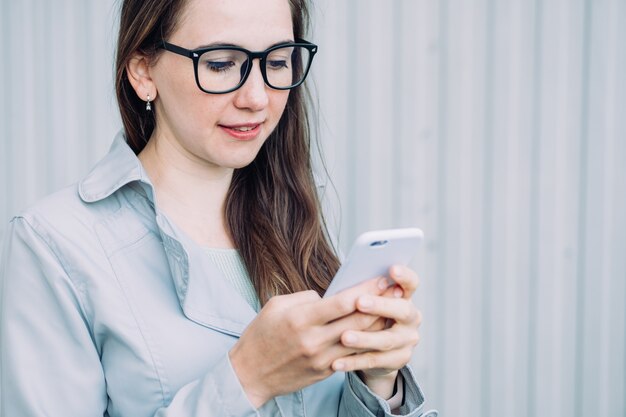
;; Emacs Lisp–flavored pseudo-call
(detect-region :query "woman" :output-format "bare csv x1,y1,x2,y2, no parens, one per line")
0,0,436,416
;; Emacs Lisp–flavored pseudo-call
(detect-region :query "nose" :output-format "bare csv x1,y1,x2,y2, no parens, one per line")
233,59,269,111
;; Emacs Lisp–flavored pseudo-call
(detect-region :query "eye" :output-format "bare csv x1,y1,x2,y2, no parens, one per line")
199,49,246,73
267,59,289,70
204,60,236,73
266,47,292,71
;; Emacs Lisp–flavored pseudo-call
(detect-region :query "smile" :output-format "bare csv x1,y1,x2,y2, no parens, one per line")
219,123,263,141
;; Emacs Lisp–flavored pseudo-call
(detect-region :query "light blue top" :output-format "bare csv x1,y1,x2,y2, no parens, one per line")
204,248,261,312
0,132,435,417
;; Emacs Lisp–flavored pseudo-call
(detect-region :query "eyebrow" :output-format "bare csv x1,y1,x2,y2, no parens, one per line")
193,39,296,50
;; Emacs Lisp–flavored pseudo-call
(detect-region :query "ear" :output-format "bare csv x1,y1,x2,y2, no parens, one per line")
126,54,158,102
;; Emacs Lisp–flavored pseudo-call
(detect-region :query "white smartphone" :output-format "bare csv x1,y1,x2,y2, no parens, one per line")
323,227,424,297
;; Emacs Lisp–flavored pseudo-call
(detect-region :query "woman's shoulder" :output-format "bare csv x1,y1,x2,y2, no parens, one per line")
7,177,158,275
12,133,150,241
11,182,120,247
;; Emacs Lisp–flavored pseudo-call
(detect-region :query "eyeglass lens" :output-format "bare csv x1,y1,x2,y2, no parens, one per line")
197,46,312,93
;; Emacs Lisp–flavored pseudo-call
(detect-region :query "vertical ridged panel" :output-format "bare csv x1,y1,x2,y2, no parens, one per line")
1,1,624,416
0,0,119,238
312,1,625,416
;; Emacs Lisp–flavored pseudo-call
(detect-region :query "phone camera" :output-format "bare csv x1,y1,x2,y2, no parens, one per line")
369,240,389,247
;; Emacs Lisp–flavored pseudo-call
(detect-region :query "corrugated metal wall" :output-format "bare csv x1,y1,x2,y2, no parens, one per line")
0,0,120,235
313,1,626,415
1,1,624,416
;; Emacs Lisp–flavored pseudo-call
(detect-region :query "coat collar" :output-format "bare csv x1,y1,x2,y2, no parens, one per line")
78,132,149,203
80,132,255,336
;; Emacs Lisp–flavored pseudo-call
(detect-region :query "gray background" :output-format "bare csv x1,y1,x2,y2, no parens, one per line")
1,1,625,416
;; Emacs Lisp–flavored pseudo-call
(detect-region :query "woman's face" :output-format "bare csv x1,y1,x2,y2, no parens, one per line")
149,0,294,171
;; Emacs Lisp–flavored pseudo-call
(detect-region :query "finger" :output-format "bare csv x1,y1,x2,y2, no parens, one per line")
322,311,388,346
364,316,387,332
313,276,389,324
340,327,419,352
331,348,413,373
323,311,381,343
380,283,403,299
355,296,421,325
266,290,321,311
388,266,420,299
365,286,406,330
305,341,365,372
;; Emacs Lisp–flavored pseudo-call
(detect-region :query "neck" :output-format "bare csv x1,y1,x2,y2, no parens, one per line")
138,134,235,248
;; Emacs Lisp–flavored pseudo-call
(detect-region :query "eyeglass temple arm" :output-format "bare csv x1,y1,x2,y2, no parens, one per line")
160,41,197,59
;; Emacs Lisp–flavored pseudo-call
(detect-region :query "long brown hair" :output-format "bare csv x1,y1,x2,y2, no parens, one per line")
115,0,340,304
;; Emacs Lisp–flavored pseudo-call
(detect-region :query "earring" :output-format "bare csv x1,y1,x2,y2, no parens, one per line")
146,94,152,111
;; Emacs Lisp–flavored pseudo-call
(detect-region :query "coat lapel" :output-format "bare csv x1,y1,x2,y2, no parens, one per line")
79,132,257,338
156,211,257,337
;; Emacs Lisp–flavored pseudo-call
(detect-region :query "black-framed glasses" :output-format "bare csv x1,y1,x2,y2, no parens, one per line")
159,39,318,94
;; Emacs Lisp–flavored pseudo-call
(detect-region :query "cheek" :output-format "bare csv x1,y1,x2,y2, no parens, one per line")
154,59,218,123
156,57,197,99
269,92,290,123
158,77,229,131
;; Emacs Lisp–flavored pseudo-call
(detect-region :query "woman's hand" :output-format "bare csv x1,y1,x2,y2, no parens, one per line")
229,276,391,408
331,265,422,399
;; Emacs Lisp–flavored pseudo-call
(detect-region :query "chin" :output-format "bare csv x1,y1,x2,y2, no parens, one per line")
223,156,258,170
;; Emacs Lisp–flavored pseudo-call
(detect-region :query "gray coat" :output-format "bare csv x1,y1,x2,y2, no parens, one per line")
0,133,437,417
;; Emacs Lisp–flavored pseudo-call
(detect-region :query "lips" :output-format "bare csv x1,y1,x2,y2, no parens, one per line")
229,126,255,132
219,122,263,141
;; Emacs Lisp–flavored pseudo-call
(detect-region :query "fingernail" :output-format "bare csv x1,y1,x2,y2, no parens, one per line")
359,296,374,309
378,277,389,290
344,332,358,345
392,265,403,277
394,287,404,298
334,360,345,371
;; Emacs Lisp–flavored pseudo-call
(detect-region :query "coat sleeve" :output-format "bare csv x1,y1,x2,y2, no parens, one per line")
152,353,261,417
0,217,262,417
1,216,434,417
0,217,108,416
339,366,437,417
